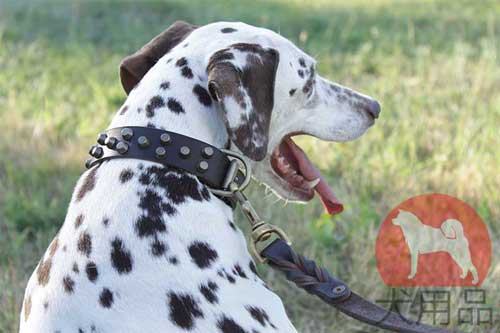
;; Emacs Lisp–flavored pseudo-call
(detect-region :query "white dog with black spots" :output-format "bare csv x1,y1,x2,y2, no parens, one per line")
20,21,380,333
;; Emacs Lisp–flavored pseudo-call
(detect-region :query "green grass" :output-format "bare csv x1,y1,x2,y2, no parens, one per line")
1,0,499,332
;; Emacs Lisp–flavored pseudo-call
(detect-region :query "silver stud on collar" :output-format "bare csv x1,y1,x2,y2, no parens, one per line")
179,146,190,158
97,133,107,145
121,128,134,141
116,141,129,154
137,136,150,148
89,145,103,158
202,147,214,158
85,158,93,169
197,161,209,172
155,147,166,159
105,137,118,149
160,133,171,145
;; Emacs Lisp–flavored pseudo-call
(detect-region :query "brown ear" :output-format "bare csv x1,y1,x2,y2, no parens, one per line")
207,43,279,161
120,21,197,94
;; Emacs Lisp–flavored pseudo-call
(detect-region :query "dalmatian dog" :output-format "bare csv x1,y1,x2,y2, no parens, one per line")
20,21,380,333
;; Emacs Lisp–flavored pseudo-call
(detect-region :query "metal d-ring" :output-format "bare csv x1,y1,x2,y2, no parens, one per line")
208,148,252,197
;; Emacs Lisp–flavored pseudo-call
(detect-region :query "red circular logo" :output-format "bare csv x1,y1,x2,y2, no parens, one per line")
376,193,491,286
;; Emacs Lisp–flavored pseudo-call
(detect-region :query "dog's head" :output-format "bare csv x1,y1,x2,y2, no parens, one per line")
120,21,380,214
392,210,417,226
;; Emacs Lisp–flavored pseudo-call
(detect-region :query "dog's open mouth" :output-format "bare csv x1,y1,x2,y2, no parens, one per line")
270,136,343,215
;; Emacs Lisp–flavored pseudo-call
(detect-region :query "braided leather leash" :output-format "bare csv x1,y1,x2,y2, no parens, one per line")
261,239,462,333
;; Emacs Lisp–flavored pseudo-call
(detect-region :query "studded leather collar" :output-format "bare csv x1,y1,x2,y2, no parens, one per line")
86,126,246,206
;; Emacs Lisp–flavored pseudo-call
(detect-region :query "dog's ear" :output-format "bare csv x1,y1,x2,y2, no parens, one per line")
207,43,279,161
120,21,198,94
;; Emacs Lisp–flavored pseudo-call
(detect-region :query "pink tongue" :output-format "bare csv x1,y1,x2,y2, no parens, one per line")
285,138,344,215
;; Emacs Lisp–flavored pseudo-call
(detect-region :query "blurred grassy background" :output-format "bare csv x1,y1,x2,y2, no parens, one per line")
0,0,499,332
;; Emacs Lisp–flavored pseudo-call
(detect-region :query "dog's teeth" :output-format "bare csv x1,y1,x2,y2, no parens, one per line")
306,178,320,189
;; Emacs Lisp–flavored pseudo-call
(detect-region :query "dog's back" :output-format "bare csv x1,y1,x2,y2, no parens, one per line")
20,160,295,332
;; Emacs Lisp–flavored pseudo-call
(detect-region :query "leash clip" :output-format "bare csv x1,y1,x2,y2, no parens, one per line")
210,148,291,263
208,148,252,197
233,190,291,263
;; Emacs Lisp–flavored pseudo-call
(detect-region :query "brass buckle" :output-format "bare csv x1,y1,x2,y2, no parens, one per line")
250,222,291,263
234,191,291,263
208,149,252,197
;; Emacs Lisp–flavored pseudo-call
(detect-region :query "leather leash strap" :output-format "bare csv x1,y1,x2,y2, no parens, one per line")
261,239,462,333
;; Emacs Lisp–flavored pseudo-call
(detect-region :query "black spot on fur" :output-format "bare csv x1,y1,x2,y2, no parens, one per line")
176,57,188,67
217,316,248,333
75,214,84,229
119,105,129,115
246,306,276,328
249,261,258,275
62,275,75,293
233,264,248,279
86,261,98,282
167,98,185,114
135,189,169,237
193,84,212,106
169,256,179,265
188,242,218,269
77,232,92,257
146,95,165,118
199,281,218,304
227,274,235,283
221,27,237,33
111,237,133,274
168,292,203,329
181,66,194,78
299,57,306,67
119,169,134,183
329,83,341,92
76,167,98,202
289,88,296,96
151,239,166,256
139,166,210,204
228,220,236,231
218,269,236,284
72,262,79,273
134,166,211,238
298,69,304,78
99,288,113,308
160,81,170,89
102,217,110,227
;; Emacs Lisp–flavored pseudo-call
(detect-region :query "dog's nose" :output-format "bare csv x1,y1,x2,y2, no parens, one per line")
365,100,381,119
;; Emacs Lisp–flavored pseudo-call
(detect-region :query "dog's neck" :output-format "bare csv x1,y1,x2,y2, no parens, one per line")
109,54,229,149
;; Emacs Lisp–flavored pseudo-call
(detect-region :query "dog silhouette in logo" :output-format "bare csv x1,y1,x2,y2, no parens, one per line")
392,209,478,284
